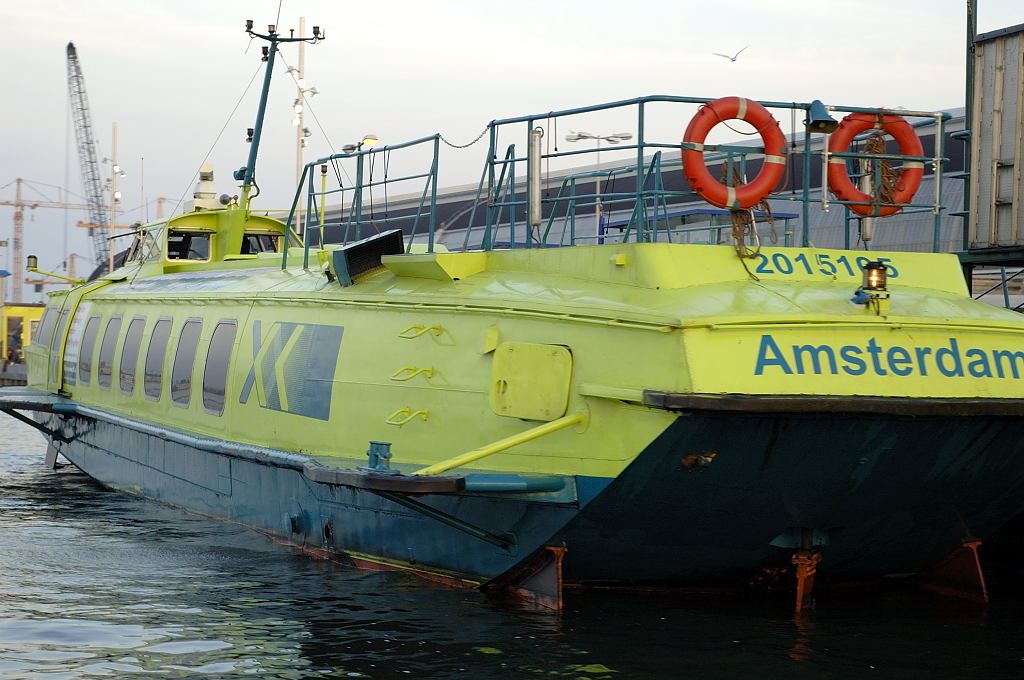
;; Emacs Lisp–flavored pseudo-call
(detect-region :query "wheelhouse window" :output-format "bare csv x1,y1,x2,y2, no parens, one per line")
166,229,212,261
144,318,172,400
119,317,146,394
78,316,101,385
97,316,122,389
170,320,202,407
241,232,280,254
202,321,237,416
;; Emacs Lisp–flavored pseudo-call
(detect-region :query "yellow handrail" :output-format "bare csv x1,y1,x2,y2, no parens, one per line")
412,412,585,476
398,324,442,339
390,366,435,382
385,407,430,426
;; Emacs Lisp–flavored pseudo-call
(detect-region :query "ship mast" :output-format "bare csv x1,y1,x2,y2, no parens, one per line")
238,19,325,212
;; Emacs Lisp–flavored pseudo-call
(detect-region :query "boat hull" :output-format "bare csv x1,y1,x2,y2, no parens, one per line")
35,406,1024,589
37,411,581,585
559,409,1024,584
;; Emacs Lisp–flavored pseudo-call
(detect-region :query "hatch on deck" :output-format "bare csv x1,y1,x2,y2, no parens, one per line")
489,342,573,421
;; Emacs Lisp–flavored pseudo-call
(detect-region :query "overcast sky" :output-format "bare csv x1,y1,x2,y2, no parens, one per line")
1,0,1021,296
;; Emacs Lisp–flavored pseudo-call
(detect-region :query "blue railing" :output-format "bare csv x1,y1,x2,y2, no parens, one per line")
284,95,951,268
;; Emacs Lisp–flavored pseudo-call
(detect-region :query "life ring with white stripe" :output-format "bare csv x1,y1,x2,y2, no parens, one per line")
682,96,787,210
826,113,924,217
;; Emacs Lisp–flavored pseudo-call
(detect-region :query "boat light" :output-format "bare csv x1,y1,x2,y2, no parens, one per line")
27,255,38,270
862,261,887,292
805,100,839,134
246,127,254,142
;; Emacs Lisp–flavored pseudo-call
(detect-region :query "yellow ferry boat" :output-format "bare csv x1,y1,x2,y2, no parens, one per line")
2,20,1021,610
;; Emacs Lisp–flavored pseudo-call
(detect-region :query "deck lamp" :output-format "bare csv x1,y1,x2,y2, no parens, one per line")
26,255,38,270
862,261,887,292
343,134,380,154
805,100,839,134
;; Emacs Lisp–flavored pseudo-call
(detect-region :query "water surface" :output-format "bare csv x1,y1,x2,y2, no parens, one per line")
2,413,1023,678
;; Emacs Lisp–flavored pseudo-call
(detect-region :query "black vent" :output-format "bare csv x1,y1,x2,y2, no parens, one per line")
330,229,405,286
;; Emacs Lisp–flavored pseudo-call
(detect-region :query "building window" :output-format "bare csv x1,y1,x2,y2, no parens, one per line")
170,319,202,407
96,316,122,390
119,317,146,394
202,321,237,415
144,318,172,400
78,316,101,385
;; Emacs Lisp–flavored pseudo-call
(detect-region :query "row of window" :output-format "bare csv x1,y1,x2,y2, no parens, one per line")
73,314,237,415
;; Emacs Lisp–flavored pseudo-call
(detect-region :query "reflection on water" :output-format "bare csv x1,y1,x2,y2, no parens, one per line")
2,413,1024,678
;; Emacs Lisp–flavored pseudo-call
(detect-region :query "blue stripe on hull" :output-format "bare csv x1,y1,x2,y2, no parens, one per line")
40,413,581,583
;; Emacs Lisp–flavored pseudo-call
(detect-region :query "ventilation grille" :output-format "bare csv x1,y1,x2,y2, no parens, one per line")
331,229,404,286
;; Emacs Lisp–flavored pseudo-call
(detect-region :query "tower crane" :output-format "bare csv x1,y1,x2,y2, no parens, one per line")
66,42,111,273
0,178,88,302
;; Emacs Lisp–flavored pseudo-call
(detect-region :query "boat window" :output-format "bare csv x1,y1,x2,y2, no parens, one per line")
166,230,211,261
48,310,70,385
97,316,123,390
78,316,101,385
170,319,202,407
202,321,237,416
119,317,146,394
34,309,55,344
241,233,279,254
144,318,172,400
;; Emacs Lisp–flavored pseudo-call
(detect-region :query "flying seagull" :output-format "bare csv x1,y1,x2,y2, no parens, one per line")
713,45,750,62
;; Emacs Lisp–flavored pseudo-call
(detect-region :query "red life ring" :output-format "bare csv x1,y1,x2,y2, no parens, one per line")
681,97,787,210
826,113,924,217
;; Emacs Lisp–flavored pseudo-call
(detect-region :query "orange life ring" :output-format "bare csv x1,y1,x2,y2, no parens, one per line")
826,113,924,217
681,97,787,210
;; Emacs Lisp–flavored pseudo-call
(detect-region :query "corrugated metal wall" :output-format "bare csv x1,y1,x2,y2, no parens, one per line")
969,27,1024,247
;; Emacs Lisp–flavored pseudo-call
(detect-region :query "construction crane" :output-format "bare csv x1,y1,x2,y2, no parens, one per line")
66,42,111,273
0,178,89,302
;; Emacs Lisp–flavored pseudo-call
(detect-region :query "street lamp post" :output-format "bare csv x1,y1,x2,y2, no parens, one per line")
289,17,320,185
102,122,127,273
564,131,632,243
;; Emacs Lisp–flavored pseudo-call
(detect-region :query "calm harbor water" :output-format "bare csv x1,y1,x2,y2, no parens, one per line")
2,412,1024,678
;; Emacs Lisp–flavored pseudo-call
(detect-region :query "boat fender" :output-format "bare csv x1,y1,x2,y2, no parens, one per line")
681,96,787,210
826,113,924,217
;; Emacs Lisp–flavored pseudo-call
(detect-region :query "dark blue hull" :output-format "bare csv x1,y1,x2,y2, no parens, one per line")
558,411,1024,584
35,406,1024,589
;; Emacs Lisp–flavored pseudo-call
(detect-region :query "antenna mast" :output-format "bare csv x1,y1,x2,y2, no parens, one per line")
236,19,325,212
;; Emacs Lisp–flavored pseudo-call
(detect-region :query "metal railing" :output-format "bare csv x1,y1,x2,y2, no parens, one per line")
282,95,951,268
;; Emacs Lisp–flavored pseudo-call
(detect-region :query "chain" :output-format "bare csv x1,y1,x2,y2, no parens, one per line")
439,125,489,149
